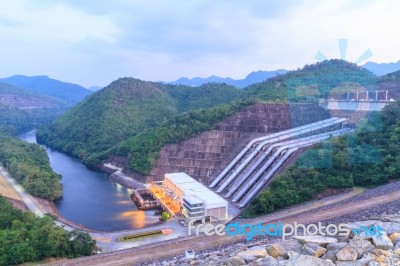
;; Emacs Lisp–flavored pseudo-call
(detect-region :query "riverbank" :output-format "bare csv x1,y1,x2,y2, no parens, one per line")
18,129,158,232
31,196,96,232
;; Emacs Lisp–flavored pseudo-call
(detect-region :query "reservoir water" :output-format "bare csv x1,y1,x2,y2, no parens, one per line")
18,130,159,231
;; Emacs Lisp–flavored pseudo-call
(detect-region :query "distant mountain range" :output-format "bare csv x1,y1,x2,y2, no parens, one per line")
168,69,288,88
363,61,400,76
0,75,92,106
167,61,400,88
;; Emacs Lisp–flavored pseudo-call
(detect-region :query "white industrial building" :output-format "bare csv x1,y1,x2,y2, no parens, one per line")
164,173,228,222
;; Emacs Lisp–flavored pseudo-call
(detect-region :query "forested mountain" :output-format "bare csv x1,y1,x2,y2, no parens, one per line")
36,78,242,162
244,59,376,101
37,60,380,176
0,75,92,106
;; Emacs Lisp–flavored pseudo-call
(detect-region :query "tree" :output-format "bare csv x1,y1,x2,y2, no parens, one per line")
161,212,170,221
68,230,96,257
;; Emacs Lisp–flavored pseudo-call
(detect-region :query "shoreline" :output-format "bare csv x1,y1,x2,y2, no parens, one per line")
32,196,97,233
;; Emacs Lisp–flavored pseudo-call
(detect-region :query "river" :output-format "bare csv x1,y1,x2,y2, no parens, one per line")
18,130,160,231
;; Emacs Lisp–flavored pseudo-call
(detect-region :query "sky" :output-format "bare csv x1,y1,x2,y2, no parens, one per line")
0,0,399,88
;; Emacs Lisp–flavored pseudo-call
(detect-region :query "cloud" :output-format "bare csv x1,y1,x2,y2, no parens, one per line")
0,0,399,87
0,1,119,42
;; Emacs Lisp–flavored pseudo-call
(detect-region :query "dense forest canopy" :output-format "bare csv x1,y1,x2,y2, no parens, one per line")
0,136,62,199
0,196,95,266
36,78,244,166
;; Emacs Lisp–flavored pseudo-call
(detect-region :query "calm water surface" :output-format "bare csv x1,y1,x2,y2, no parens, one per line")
18,130,159,231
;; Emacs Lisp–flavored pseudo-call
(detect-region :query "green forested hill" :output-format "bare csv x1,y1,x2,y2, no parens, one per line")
37,60,379,175
36,78,243,161
244,59,376,101
161,82,242,112
37,78,178,158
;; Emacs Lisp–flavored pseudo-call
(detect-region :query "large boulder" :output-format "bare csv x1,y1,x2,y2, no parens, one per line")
326,242,349,252
251,256,279,266
302,243,327,257
266,244,285,258
336,246,358,261
335,254,374,266
321,242,348,263
390,232,400,245
237,246,268,262
371,232,394,250
294,236,338,247
286,254,335,266
224,256,246,266
348,239,374,258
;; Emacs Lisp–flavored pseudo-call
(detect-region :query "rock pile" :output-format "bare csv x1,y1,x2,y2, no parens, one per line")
145,215,400,266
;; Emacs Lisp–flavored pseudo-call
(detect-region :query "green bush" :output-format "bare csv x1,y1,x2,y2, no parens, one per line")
161,212,170,221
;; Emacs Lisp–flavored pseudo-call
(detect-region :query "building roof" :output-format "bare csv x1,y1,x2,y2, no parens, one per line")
165,172,228,209
184,195,204,205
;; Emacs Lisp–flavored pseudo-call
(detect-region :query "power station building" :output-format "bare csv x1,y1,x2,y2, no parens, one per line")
163,173,228,222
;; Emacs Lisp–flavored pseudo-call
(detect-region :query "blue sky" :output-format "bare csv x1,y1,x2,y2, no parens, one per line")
0,0,399,87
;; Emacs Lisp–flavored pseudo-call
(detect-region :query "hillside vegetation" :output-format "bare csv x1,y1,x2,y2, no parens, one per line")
0,196,95,265
37,78,243,164
244,100,400,217
244,59,376,101
0,136,62,199
110,100,255,174
378,70,400,82
37,60,378,175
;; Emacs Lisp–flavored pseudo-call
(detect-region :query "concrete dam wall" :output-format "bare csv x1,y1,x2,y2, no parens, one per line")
149,103,331,183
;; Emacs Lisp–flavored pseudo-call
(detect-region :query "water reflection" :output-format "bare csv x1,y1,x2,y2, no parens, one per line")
119,210,160,228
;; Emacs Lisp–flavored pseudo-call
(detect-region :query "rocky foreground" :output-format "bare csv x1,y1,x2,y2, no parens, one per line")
143,214,400,266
